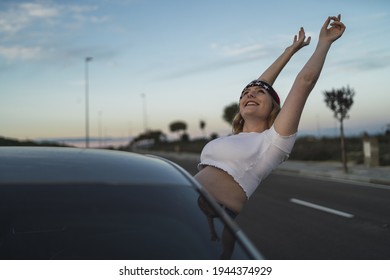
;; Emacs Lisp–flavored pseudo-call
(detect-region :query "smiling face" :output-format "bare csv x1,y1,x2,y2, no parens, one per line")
239,86,274,121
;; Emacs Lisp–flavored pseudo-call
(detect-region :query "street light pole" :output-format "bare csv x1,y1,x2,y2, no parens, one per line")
98,110,102,148
141,93,147,132
85,57,93,148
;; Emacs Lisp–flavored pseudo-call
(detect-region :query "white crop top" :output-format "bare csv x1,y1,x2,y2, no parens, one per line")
198,125,297,198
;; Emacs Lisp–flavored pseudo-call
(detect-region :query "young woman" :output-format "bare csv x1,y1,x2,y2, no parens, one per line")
195,15,346,218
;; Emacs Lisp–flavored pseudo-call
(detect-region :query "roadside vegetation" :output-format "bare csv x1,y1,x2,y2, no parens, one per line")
130,133,390,166
1,132,389,166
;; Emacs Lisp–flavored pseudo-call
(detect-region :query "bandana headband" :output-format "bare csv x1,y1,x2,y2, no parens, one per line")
241,80,280,105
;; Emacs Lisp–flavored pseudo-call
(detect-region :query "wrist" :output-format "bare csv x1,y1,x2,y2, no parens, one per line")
283,47,297,59
316,40,332,51
284,46,296,56
318,35,336,46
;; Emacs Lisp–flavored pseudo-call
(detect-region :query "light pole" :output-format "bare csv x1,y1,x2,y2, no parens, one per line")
85,57,93,148
98,110,102,148
141,93,148,132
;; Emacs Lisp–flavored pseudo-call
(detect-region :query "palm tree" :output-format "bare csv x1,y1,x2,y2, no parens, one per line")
323,86,355,173
169,121,187,139
199,120,206,138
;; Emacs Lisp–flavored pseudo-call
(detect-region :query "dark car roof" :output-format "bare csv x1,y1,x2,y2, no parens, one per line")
0,147,192,185
0,146,263,260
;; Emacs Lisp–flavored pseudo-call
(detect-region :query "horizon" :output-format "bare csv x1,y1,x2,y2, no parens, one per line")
6,122,383,149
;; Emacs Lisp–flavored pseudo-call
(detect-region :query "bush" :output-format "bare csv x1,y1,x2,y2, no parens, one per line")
289,136,363,162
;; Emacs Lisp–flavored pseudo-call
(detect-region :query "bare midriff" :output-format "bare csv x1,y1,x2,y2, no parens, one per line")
194,165,247,214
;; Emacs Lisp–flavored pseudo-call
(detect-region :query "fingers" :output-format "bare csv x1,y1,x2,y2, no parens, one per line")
329,15,340,22
320,14,346,42
322,14,346,35
322,14,341,31
304,36,311,46
298,27,306,42
329,14,346,33
332,22,346,36
292,27,310,48
327,14,344,27
330,21,345,29
299,27,311,46
322,16,332,29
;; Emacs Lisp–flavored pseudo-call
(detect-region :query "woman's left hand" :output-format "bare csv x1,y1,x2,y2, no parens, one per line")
319,14,346,44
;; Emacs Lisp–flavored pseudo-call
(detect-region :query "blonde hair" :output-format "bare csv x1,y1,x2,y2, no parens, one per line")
232,100,281,134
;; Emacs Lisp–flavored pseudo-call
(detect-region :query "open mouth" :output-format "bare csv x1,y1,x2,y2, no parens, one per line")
245,101,259,107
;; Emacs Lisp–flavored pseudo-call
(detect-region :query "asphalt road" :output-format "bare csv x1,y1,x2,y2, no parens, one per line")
238,174,390,260
160,153,390,260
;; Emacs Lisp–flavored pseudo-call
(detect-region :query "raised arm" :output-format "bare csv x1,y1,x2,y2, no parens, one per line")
274,15,346,136
259,27,311,85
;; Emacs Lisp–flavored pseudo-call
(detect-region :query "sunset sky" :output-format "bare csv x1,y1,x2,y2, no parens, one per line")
1,0,389,145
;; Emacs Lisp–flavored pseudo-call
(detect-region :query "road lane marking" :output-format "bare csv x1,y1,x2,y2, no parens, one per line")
290,198,355,218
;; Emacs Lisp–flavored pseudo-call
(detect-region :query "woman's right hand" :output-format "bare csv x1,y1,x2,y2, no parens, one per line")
286,27,311,55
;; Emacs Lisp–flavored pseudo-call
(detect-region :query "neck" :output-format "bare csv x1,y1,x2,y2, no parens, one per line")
242,119,268,133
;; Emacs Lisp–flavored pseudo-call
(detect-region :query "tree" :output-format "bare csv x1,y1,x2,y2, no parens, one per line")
199,120,206,138
130,130,166,150
131,130,166,143
385,124,390,136
223,102,239,126
323,85,355,173
169,121,187,139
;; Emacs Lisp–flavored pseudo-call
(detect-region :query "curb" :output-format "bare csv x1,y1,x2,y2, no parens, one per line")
275,166,390,187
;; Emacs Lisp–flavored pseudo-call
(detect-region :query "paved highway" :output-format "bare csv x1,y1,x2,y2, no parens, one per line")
238,173,390,259
157,153,390,259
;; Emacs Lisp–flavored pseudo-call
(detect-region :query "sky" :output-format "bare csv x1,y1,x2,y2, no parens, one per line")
1,0,390,146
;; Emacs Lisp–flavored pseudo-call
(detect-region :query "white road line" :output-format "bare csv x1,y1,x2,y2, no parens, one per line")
290,198,355,218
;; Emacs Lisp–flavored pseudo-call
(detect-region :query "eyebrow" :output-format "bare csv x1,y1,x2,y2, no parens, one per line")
241,86,264,95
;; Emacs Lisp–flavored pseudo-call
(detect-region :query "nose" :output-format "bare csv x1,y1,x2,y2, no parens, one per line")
247,92,256,98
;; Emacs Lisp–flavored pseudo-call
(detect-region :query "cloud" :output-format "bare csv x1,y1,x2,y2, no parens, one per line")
211,42,267,57
333,47,390,72
338,57,390,71
20,2,59,18
159,42,273,80
0,2,104,35
160,53,268,81
0,1,110,62
0,2,59,34
0,46,42,61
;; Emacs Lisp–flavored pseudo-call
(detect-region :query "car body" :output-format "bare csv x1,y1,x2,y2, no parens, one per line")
0,147,263,260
